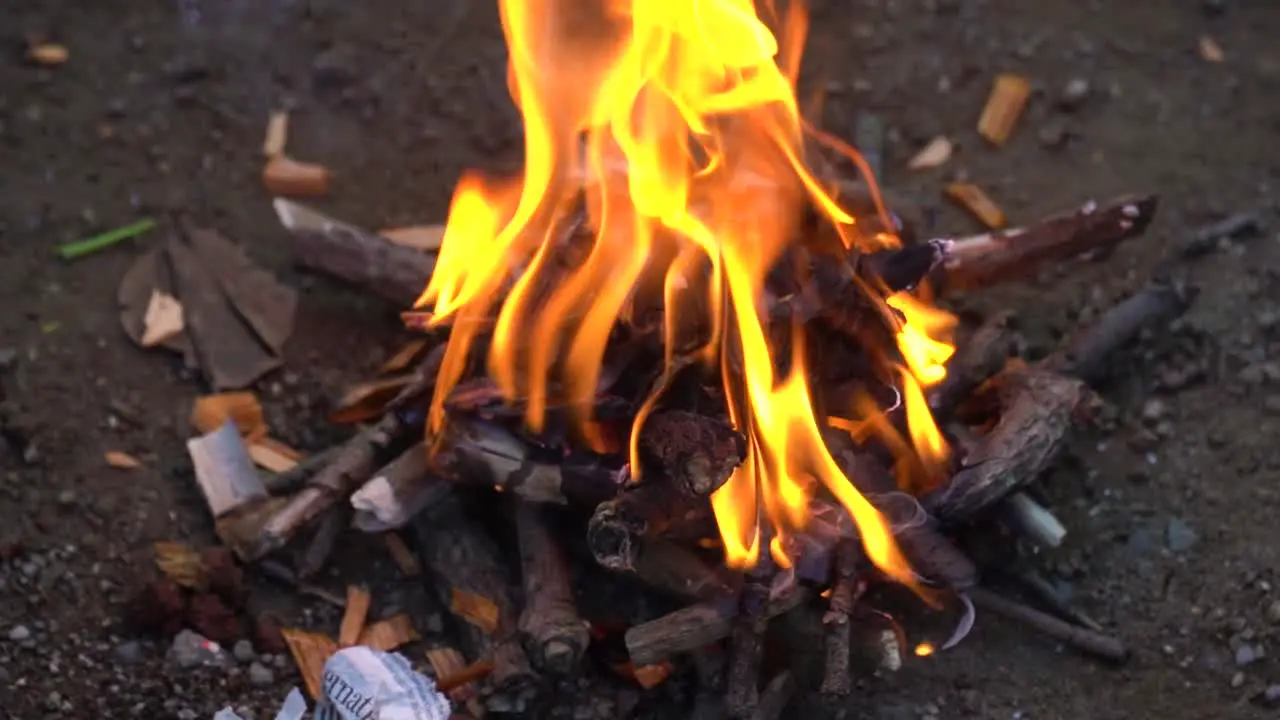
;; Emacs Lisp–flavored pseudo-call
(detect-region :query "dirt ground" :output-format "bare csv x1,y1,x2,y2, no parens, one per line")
3,0,1280,718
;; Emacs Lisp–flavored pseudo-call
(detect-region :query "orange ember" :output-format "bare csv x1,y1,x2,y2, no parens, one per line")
416,0,954,583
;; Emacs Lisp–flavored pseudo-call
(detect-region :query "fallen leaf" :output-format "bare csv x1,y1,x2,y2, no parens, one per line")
28,43,68,66
1200,35,1225,63
262,110,290,158
104,450,143,469
449,587,501,635
906,136,953,170
141,290,185,347
191,392,266,440
281,629,338,699
154,541,208,590
263,156,331,197
977,73,1031,146
379,225,446,252
357,614,420,652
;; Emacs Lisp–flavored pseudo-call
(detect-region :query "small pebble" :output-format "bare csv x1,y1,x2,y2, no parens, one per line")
232,639,255,664
1265,600,1280,625
1059,78,1091,109
1235,644,1260,667
1165,517,1199,552
8,625,31,642
248,661,275,687
113,640,143,665
1232,671,1246,688
1141,398,1168,425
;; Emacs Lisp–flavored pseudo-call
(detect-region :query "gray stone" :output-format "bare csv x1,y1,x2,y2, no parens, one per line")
1235,644,1260,666
232,639,255,664
248,661,275,687
1165,517,1199,552
167,629,224,669
8,625,31,642
1060,78,1091,109
113,640,143,665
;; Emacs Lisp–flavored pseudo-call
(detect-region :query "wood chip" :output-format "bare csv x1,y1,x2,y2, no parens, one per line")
977,73,1032,146
382,532,421,577
945,182,1007,229
262,110,290,158
907,136,953,170
191,393,266,441
338,585,372,647
427,648,490,699
28,43,68,66
154,541,207,590
357,613,420,652
281,628,338,699
612,660,673,689
1199,35,1225,63
379,225,447,252
263,156,331,198
104,450,142,469
187,420,269,519
247,437,301,473
449,587,501,635
140,290,185,347
329,374,414,425
378,339,430,375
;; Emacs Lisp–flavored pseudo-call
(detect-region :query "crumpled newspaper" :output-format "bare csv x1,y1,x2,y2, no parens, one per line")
316,646,451,719
215,648,450,720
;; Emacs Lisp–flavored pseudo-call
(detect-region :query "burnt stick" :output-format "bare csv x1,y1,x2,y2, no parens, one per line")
968,586,1129,663
515,504,589,674
929,310,1017,419
819,538,863,697
726,555,775,719
630,539,738,602
755,670,797,720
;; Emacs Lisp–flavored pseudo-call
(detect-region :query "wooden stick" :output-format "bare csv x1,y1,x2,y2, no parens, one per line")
755,670,796,720
258,413,415,555
937,195,1158,292
413,494,538,713
630,540,737,602
263,445,344,495
1000,491,1067,548
274,199,436,307
625,586,810,667
1043,278,1195,385
515,504,589,674
922,369,1090,523
968,586,1128,663
726,558,774,719
819,539,862,697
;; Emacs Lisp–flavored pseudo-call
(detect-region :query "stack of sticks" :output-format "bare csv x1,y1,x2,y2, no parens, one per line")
257,184,1188,717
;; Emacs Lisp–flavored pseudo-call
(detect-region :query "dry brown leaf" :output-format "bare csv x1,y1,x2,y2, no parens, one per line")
263,156,331,198
977,74,1032,146
247,437,301,473
357,613,420,652
382,532,421,577
378,339,430,375
379,225,446,252
191,393,266,441
945,182,1007,229
1200,35,1225,63
449,587,500,635
29,43,68,66
104,450,142,469
154,541,208,590
140,290,184,347
906,136,953,170
262,110,290,158
338,585,372,647
281,629,338,699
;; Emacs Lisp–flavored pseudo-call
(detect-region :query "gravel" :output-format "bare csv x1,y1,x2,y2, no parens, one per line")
8,624,31,642
248,661,275,687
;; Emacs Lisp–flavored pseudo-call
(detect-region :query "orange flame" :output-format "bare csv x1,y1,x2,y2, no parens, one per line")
417,0,954,583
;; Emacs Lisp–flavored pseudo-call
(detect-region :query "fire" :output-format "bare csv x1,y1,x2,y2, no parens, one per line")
416,0,954,583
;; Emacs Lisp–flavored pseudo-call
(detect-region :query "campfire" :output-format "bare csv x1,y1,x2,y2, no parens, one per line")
258,0,1190,715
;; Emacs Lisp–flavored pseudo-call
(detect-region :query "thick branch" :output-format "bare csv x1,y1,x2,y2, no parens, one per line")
625,586,811,667
516,504,589,674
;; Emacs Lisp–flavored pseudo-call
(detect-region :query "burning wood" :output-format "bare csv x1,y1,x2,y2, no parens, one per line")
246,0,1200,713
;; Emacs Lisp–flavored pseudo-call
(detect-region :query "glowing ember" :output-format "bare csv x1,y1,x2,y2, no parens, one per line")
914,642,935,657
416,0,955,582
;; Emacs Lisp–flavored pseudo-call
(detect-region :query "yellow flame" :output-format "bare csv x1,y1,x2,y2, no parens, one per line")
418,0,955,584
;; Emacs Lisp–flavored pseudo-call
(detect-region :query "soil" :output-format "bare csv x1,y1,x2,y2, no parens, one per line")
2,0,1280,718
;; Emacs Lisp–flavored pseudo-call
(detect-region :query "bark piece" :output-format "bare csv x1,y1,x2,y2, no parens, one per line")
929,311,1016,418
946,182,1007,229
923,369,1090,522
